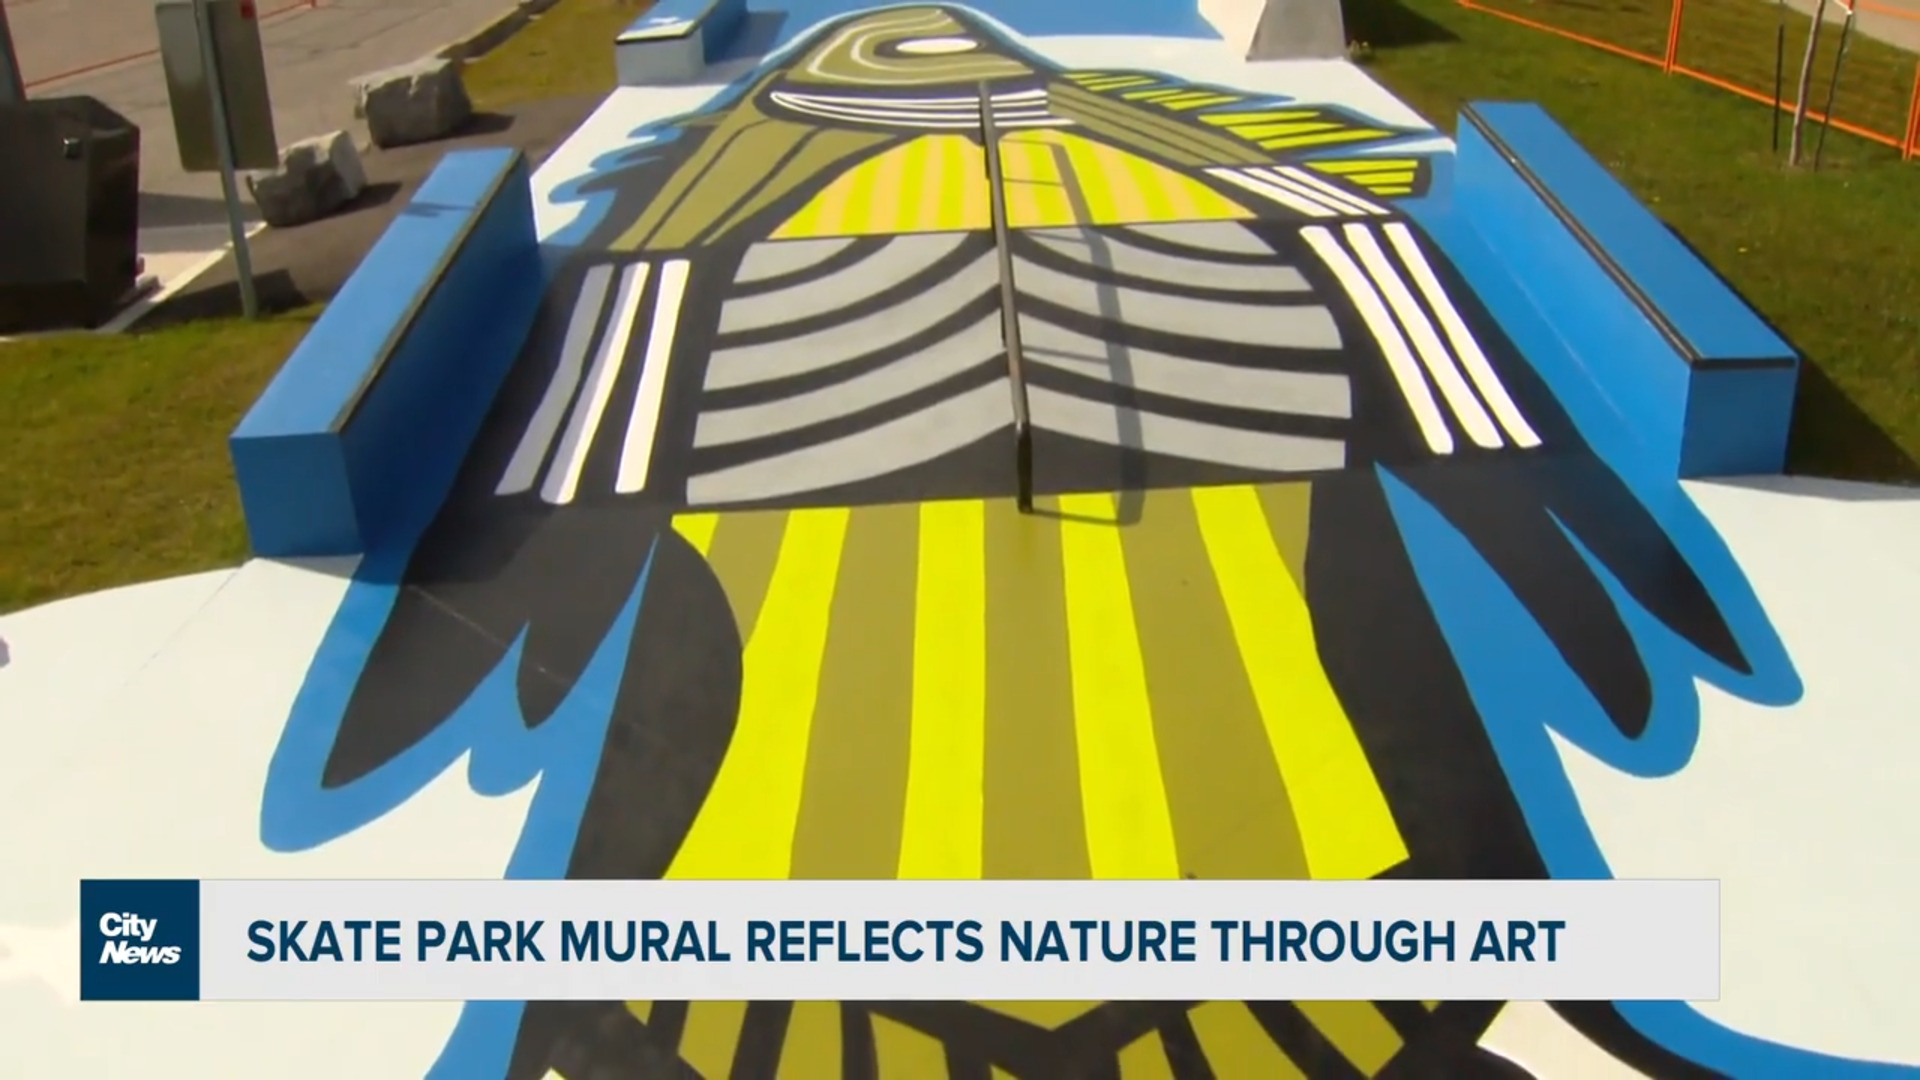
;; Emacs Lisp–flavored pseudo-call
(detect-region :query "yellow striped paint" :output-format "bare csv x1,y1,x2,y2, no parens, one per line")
1119,488,1310,881
658,490,1435,1073
790,504,918,879
894,131,940,234
1306,159,1422,197
700,509,790,647
625,1000,652,1023
1200,109,1318,126
864,135,910,235
1121,87,1185,102
1231,120,1344,142
1118,1030,1177,1079
1030,130,1253,226
1189,1001,1307,1079
672,512,720,555
1159,92,1242,111
1257,128,1393,151
1311,157,1420,174
1077,74,1156,91
951,134,996,228
1115,144,1178,226
681,1000,749,1079
771,131,1252,237
1188,485,1407,880
1295,1001,1405,1074
979,1000,1102,1028
1070,129,1253,223
1331,171,1418,186
999,133,1075,228
773,137,987,237
1000,132,1079,225
873,1014,950,1076
1256,484,1313,592
778,1002,841,1079
981,497,1089,881
1056,492,1180,880
666,507,851,880
708,128,892,243
898,499,988,880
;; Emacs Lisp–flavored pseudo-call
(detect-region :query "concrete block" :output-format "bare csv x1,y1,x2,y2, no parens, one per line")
351,57,472,149
246,129,367,228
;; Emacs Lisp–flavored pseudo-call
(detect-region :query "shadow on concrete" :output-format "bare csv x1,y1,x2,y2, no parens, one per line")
341,180,406,214
455,110,518,138
1344,0,1459,48
140,190,261,230
146,266,307,324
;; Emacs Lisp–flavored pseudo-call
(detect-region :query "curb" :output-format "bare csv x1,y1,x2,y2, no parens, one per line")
435,0,566,63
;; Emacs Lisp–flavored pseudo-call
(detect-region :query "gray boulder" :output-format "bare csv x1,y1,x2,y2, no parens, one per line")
246,129,368,228
351,57,472,149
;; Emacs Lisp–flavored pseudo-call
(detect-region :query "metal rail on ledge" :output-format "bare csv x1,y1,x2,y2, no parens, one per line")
979,81,1035,514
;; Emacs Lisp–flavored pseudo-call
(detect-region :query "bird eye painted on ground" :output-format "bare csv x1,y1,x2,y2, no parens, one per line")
262,5,1801,1079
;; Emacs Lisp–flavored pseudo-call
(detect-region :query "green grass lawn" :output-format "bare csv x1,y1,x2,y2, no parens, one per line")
1351,0,1920,482
0,2,654,615
464,0,655,110
0,309,320,612
2,0,1915,615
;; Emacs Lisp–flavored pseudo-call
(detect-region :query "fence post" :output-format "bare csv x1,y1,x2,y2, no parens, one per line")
1663,0,1687,74
1906,62,1920,160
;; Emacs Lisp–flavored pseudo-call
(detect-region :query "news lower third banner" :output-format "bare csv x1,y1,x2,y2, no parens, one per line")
79,878,1720,1003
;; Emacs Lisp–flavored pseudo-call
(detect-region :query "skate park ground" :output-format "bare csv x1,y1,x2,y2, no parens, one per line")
3,0,1919,1078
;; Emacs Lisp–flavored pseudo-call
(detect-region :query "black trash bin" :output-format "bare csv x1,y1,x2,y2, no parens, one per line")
0,96,142,334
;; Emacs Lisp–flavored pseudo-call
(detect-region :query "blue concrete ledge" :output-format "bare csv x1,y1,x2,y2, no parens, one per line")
616,0,748,84
230,147,546,559
1452,102,1800,478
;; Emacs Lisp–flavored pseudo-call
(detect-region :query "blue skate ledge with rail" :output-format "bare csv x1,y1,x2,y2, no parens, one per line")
216,9,1851,1077
229,148,545,560
227,103,1801,560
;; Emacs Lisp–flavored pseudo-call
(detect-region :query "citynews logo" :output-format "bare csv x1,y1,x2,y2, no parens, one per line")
97,912,183,965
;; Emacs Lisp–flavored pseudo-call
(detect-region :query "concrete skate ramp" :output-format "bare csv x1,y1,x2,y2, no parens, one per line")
1202,0,1349,60
188,8,1903,1080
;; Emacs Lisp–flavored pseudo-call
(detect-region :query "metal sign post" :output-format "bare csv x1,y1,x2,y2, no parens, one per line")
192,0,259,318
0,0,26,105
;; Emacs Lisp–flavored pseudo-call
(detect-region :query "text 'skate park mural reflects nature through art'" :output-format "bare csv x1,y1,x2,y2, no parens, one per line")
4,2,1920,1079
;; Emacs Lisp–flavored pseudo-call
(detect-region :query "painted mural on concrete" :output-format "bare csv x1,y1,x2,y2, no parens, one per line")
2,3,1917,1078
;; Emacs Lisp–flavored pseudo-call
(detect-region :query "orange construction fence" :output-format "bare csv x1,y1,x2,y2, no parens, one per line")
1457,0,1920,160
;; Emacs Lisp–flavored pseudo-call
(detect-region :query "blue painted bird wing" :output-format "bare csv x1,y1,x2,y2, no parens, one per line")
316,256,681,790
1314,223,1751,741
